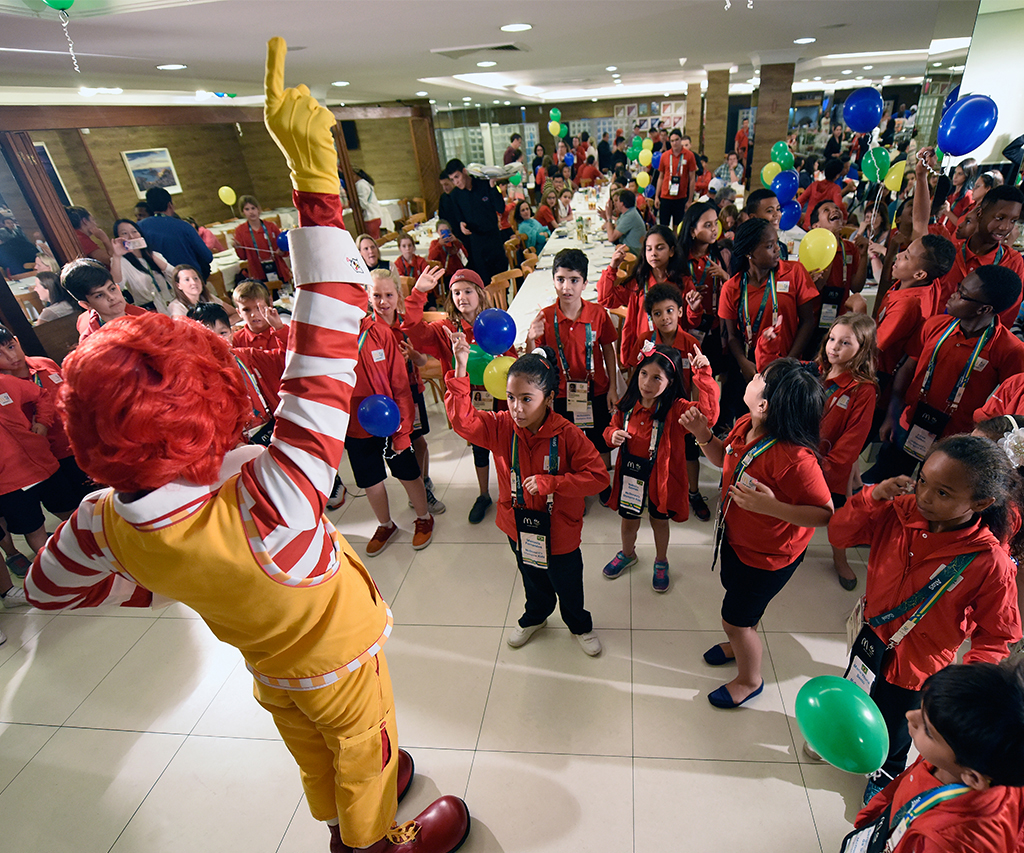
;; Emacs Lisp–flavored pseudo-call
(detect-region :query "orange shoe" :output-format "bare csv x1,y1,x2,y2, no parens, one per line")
367,523,398,557
412,515,434,550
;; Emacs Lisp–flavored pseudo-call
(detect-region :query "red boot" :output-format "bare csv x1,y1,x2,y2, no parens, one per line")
397,748,414,803
361,796,470,853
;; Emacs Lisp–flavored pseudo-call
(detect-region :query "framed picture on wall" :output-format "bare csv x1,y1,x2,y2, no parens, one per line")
34,142,72,207
638,102,648,116
120,148,183,199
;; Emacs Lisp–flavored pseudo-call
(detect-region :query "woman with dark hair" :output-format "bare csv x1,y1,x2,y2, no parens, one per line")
531,143,545,177
32,271,81,324
943,158,978,228
110,218,174,313
354,169,385,239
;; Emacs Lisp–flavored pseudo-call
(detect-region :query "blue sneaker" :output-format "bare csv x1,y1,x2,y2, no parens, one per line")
863,772,889,805
603,551,637,579
652,560,670,592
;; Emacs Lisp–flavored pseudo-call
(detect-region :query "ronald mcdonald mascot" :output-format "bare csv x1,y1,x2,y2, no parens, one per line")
25,38,470,853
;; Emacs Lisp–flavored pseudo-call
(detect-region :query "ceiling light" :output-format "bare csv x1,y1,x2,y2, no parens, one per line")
493,99,500,103
156,64,186,71
863,65,873,70
415,91,428,96
503,100,510,105
882,75,891,80
339,102,345,107
841,69,853,74
429,99,436,104
462,96,471,101
500,23,532,32
932,62,942,67
331,81,350,87
801,78,808,83
612,73,620,78
729,65,739,73
477,61,497,68
664,92,670,98
591,98,598,102
813,76,821,81
900,76,906,80
473,103,480,107
793,37,816,45
855,76,864,80
606,66,617,72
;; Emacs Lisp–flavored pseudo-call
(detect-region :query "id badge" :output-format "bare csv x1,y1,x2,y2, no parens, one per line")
515,506,551,569
618,452,651,519
567,381,594,428
819,286,842,328
472,389,495,411
904,403,950,461
844,623,887,696
839,812,891,853
247,417,275,447
261,260,280,282
669,174,680,197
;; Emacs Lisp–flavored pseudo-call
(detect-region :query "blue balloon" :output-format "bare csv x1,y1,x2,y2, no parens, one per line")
473,308,517,355
938,94,998,157
651,150,661,170
771,169,800,203
942,85,961,116
277,230,289,252
357,395,400,437
644,184,656,199
778,199,802,232
563,152,574,168
843,87,884,134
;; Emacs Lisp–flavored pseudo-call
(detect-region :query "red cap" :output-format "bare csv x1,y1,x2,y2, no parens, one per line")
449,268,485,288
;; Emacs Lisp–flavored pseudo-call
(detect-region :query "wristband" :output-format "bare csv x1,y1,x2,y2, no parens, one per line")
695,435,713,447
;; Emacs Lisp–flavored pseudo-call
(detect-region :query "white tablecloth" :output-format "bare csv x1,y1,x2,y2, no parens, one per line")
378,220,437,263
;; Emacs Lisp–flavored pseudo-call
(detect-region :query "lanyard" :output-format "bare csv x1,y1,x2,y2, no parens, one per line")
839,240,848,290
958,241,1004,279
823,380,843,411
357,328,369,352
247,220,275,259
721,434,777,519
738,270,777,348
919,320,993,412
511,433,558,510
553,314,593,379
624,407,665,463
868,552,978,648
689,257,709,293
29,370,43,388
234,354,270,422
887,784,971,840
666,152,682,178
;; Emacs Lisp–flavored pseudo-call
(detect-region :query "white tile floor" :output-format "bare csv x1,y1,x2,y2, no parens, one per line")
0,396,884,853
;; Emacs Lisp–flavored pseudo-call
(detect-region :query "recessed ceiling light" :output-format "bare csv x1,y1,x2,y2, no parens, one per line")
493,99,500,103
156,64,187,71
813,76,821,81
664,93,670,98
474,103,480,107
612,73,620,78
793,37,816,45
863,65,873,70
462,96,472,101
477,61,497,68
882,75,891,80
591,98,598,102
933,61,942,67
841,69,852,74
503,100,510,105
415,91,428,97
855,76,864,80
606,66,617,72
339,102,345,107
429,99,436,104
500,23,532,32
331,81,350,87
900,76,906,80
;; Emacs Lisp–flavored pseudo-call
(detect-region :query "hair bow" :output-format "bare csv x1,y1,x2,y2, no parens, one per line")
999,425,1024,468
637,339,657,364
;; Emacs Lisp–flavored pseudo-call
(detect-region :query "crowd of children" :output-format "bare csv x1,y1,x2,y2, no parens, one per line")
4,117,1024,852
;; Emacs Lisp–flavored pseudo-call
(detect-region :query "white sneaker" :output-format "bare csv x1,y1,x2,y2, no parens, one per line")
575,631,603,656
1,587,30,609
326,476,347,511
507,619,546,648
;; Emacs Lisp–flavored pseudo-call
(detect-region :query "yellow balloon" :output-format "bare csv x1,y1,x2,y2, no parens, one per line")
638,149,652,167
799,228,839,273
636,171,650,188
884,161,906,192
716,219,723,240
483,356,516,399
642,138,654,151
548,120,561,136
760,162,782,187
217,185,237,206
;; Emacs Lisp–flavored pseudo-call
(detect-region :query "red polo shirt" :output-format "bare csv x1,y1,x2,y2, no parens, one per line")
875,282,941,374
657,149,697,200
533,300,617,397
938,237,1024,327
975,373,1024,423
718,259,817,355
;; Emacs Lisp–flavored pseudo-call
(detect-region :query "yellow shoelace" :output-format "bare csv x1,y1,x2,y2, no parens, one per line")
385,820,420,844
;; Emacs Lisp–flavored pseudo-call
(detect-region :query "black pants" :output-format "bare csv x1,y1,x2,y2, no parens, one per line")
469,233,507,283
862,439,919,485
508,538,592,635
872,675,921,780
658,197,687,231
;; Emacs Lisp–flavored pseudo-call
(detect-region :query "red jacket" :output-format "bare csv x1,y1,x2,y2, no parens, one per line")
856,758,1024,853
603,369,720,521
393,255,428,280
19,357,73,461
232,324,289,351
875,283,941,375
349,315,415,451
975,373,1024,424
829,487,1021,690
681,254,722,331
444,374,608,553
233,218,291,284
78,304,149,342
624,328,701,397
598,268,685,368
427,238,467,281
374,311,423,394
0,373,59,493
818,370,876,495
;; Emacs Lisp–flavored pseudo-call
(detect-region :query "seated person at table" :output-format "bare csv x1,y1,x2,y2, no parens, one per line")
514,200,550,252
715,152,744,185
62,258,148,342
357,232,390,272
166,263,240,325
393,233,428,280
601,189,645,254
797,159,847,231
32,271,81,324
576,155,601,186
558,188,574,222
232,195,290,286
535,189,560,230
428,220,468,284
0,210,39,275
526,248,618,474
232,279,288,350
66,206,114,268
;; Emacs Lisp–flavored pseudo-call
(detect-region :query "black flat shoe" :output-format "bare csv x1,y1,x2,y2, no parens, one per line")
688,491,711,521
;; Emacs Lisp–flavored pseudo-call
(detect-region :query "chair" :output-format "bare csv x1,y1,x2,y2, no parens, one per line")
207,269,228,301
418,357,451,428
15,290,44,321
33,311,81,363
407,212,427,226
504,239,519,271
410,197,426,216
265,214,281,228
520,258,537,276
397,276,415,299
486,270,524,310
375,231,400,248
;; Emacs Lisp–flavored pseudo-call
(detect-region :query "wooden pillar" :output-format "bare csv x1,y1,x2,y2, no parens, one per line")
332,124,366,236
751,63,795,183
704,69,731,159
683,92,701,150
409,114,441,217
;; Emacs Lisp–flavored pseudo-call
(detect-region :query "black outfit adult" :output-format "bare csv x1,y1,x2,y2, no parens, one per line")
437,189,459,230
611,149,628,172
0,226,38,275
824,133,843,160
597,138,612,172
451,177,506,282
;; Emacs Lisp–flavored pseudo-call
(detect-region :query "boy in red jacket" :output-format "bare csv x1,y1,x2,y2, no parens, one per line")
849,659,1024,853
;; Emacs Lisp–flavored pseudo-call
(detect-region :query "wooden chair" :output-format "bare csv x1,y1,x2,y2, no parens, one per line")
523,246,537,261
520,258,537,276
206,269,228,301
265,214,281,228
418,357,451,428
426,259,443,270
375,231,400,248
397,276,415,300
33,311,81,363
410,197,426,216
407,212,427,226
504,239,519,271
486,270,524,310
15,290,44,321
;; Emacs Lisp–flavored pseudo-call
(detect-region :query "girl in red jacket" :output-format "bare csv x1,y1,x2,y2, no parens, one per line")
602,344,720,593
682,359,833,709
829,434,1022,804
393,233,428,281
445,336,610,657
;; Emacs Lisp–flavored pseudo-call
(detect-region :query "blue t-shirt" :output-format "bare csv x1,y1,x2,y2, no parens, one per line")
138,214,213,278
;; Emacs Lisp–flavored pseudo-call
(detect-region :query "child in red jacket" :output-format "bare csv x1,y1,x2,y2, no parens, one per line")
602,344,720,593
445,336,609,656
393,233,428,281
848,659,1024,853
829,435,1022,805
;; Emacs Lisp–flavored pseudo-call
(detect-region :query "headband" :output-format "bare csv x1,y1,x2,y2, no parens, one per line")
636,339,676,374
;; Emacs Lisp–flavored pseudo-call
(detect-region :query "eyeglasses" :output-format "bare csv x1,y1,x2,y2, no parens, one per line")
955,285,987,306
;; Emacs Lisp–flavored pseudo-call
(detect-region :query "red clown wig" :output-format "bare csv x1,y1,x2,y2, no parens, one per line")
60,312,251,492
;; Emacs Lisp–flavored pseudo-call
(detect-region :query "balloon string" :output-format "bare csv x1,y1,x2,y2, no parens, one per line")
59,11,81,74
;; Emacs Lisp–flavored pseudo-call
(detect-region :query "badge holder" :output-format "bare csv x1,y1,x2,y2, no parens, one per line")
904,402,950,461
839,804,893,853
566,380,595,429
843,623,888,695
618,451,651,519
261,259,280,283
515,506,551,569
472,388,495,411
247,417,276,447
669,173,680,197
819,285,842,328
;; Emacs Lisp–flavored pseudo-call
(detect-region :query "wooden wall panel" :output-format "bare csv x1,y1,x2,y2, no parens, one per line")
409,117,440,216
236,122,295,211
347,118,422,203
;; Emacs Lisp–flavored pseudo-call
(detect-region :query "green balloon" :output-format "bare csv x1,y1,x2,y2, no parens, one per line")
549,107,562,122
44,0,74,8
771,141,795,171
461,344,492,385
509,171,522,185
862,147,891,183
796,676,889,775
560,122,570,138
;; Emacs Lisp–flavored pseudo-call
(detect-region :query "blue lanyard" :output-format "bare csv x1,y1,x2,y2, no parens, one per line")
919,319,993,412
738,269,777,348
511,434,558,509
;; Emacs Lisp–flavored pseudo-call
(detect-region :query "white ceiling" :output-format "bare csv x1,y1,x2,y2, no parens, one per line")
0,0,978,108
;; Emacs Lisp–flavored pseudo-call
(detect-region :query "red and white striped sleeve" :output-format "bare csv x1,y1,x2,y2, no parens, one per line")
241,191,373,549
